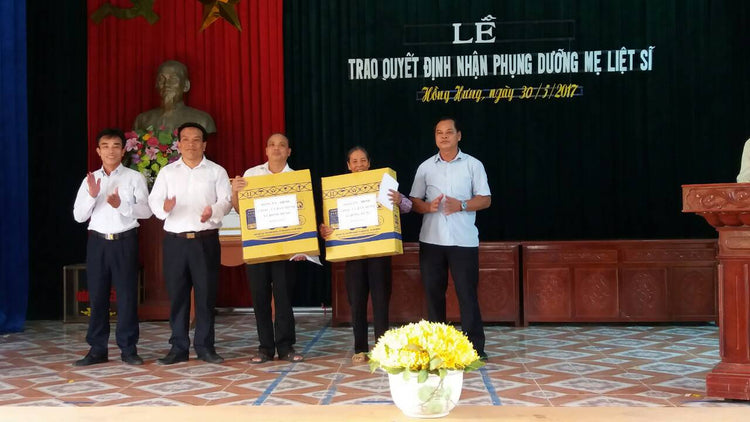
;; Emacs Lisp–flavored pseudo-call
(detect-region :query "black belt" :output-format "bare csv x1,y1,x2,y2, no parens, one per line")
168,229,219,239
88,228,137,240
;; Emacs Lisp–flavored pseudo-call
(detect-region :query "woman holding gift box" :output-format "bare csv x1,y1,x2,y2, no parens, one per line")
319,146,412,364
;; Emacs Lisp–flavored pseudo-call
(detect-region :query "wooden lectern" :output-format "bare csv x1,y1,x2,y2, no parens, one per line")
683,183,750,400
137,217,169,320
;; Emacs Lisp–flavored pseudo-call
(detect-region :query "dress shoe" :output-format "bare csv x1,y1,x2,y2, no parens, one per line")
197,351,224,364
156,351,189,365
74,353,108,367
121,354,144,365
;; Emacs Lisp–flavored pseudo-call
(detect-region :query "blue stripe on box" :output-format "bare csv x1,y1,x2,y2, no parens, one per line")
242,231,318,247
325,232,402,247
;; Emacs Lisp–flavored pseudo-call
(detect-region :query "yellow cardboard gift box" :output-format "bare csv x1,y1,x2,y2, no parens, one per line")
238,169,319,264
321,168,403,262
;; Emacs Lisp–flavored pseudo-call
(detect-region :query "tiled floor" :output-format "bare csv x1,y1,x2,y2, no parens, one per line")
1,313,748,408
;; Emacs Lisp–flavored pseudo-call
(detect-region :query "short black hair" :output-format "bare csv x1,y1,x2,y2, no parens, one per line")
96,128,125,146
434,116,461,133
346,145,370,161
177,122,208,142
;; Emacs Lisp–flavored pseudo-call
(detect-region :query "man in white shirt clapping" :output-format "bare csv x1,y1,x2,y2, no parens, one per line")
73,128,152,366
148,122,232,365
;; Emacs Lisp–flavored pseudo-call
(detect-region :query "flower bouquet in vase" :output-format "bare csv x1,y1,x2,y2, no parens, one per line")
369,320,485,418
123,126,180,188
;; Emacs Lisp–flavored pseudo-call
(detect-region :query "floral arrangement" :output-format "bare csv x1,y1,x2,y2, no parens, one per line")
369,320,484,382
123,126,180,187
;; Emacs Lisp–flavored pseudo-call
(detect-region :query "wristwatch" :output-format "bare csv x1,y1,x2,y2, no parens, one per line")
460,200,468,211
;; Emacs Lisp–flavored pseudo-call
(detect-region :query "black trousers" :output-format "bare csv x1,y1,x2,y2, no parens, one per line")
419,242,485,355
85,232,139,357
345,256,392,354
247,260,297,357
162,232,220,355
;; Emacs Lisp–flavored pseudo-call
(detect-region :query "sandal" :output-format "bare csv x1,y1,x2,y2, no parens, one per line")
351,352,368,363
279,352,304,362
250,353,272,364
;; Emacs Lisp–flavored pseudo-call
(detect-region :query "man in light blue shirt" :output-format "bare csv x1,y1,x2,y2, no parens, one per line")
409,117,491,360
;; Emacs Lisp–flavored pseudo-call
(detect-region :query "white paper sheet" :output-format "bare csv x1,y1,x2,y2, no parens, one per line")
378,172,399,211
289,254,323,265
253,194,299,230
337,193,378,230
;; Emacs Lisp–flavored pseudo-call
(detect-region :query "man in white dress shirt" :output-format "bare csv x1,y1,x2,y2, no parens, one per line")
73,128,152,366
231,133,305,363
148,122,232,365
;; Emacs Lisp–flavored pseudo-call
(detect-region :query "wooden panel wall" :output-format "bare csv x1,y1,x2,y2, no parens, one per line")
522,240,717,325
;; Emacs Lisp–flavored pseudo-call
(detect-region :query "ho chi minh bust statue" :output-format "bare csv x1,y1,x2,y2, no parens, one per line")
133,60,216,134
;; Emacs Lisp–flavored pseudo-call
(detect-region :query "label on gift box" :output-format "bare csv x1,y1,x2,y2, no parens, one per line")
337,194,379,230
254,194,300,229
239,169,319,264
321,168,403,262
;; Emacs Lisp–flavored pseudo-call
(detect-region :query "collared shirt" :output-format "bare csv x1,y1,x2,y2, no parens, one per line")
148,156,232,233
73,164,152,233
737,138,750,182
243,161,293,177
409,149,491,247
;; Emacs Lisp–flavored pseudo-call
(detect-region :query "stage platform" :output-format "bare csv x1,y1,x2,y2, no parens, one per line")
2,405,750,422
1,313,748,409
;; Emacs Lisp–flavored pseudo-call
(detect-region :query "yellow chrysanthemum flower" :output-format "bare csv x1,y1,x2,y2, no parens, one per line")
369,320,484,381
